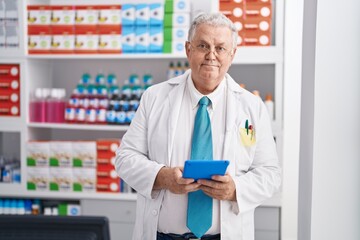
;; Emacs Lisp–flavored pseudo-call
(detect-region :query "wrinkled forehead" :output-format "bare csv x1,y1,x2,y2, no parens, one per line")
192,24,233,45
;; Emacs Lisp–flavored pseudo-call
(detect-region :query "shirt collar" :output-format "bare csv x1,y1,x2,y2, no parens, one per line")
187,75,226,111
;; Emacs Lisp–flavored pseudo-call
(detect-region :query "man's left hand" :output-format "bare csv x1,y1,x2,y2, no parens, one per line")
198,173,237,201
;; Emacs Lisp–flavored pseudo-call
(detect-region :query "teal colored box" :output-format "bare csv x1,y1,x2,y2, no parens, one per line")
122,4,135,26
149,26,163,52
150,3,164,26
122,26,135,53
135,4,149,26
135,26,149,53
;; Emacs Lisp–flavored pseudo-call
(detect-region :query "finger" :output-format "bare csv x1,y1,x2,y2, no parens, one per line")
178,177,196,185
211,175,229,182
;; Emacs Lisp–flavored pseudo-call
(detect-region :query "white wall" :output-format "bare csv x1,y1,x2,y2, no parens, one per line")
281,0,304,239
299,0,360,239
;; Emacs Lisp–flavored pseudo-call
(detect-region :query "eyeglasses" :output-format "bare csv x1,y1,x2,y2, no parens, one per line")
187,41,233,58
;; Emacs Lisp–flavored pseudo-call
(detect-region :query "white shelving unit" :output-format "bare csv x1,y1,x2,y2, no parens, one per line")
1,0,284,239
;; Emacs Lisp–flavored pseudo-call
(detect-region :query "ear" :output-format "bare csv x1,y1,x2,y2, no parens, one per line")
185,41,191,58
230,47,237,61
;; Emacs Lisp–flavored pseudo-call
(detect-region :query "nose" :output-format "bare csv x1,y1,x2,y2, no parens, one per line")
205,49,217,60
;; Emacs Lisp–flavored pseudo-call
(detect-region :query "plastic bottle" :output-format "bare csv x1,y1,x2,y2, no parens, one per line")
183,61,189,74
16,199,25,215
31,199,41,215
129,74,141,100
143,74,153,92
121,78,132,100
24,199,32,215
106,88,119,124
116,94,128,125
96,85,109,124
65,89,79,123
29,88,48,122
265,93,274,120
0,156,4,182
75,86,86,123
167,62,176,79
86,83,98,124
46,88,66,123
3,199,10,214
175,61,182,76
0,198,3,214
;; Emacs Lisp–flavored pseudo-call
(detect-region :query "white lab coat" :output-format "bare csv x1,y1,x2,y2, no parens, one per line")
115,70,281,240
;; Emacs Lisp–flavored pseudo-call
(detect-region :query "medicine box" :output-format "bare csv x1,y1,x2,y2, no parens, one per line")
27,5,51,25
74,27,99,53
149,26,163,53
27,166,49,191
97,178,121,193
163,40,185,54
164,12,190,27
72,167,96,192
49,141,72,167
98,5,121,26
49,167,72,192
122,26,135,53
149,3,164,26
121,4,135,26
28,26,51,53
98,26,122,53
27,141,49,167
75,5,98,25
72,141,97,167
51,26,75,53
165,0,191,13
135,26,149,53
135,4,149,26
51,5,75,26
164,27,187,41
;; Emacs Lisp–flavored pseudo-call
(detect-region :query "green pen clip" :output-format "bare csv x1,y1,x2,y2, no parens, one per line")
245,119,249,135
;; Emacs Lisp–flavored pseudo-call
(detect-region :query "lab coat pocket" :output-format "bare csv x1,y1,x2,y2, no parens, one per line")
239,119,256,147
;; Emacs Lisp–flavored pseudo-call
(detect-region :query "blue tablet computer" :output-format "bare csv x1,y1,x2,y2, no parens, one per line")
183,160,230,181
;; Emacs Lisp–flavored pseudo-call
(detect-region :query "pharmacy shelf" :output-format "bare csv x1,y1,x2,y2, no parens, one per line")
0,182,281,207
27,122,129,131
0,183,136,201
27,53,187,60
0,50,25,59
0,117,26,131
233,47,283,64
25,46,283,64
27,122,280,135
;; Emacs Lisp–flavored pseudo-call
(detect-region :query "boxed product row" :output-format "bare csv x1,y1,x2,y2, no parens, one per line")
28,3,163,27
0,64,20,116
27,139,119,168
220,0,272,46
27,166,123,193
27,139,125,193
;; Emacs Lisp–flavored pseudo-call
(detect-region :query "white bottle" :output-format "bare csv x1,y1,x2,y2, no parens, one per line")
264,93,274,120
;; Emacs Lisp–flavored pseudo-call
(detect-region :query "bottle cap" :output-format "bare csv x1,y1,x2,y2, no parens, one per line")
265,93,273,101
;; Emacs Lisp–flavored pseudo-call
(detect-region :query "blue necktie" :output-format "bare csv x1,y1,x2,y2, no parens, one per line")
187,96,213,238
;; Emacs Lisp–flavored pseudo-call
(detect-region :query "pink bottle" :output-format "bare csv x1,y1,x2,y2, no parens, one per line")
29,88,49,122
46,88,66,123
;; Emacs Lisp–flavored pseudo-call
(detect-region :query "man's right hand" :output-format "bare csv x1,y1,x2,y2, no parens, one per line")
153,167,201,194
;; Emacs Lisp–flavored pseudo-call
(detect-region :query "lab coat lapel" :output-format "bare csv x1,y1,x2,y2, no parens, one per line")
222,75,243,164
167,72,189,165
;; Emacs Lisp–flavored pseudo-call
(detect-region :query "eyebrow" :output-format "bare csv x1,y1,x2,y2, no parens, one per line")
196,40,227,46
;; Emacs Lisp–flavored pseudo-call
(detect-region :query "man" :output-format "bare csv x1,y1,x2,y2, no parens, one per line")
115,12,281,240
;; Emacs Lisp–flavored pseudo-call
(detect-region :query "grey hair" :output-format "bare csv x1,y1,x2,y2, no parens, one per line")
188,12,238,49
